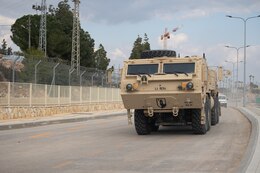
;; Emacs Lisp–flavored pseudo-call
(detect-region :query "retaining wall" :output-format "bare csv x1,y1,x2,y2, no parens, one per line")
0,102,124,120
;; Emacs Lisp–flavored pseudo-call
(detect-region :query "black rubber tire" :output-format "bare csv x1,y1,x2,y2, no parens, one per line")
206,96,211,131
217,101,221,123
140,50,176,59
192,109,207,135
211,97,218,126
134,109,151,135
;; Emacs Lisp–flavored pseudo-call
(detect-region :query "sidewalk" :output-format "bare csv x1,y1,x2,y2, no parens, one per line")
0,109,126,130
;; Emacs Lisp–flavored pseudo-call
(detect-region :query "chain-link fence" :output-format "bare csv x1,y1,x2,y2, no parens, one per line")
0,56,121,87
0,82,121,107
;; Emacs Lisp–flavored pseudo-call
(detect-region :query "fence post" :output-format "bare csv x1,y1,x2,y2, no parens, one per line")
89,87,92,104
58,85,60,105
29,83,32,107
117,89,121,101
80,86,82,104
97,87,100,103
69,86,72,105
7,82,11,106
105,87,107,103
112,88,114,102
45,84,47,107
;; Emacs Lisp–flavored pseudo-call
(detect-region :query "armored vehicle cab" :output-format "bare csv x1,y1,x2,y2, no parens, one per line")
120,50,222,135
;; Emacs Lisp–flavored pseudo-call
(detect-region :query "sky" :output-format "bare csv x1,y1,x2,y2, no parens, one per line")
0,0,260,83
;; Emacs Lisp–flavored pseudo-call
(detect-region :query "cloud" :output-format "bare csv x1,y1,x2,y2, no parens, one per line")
0,15,15,25
110,48,127,60
108,48,130,67
80,0,260,24
179,9,207,19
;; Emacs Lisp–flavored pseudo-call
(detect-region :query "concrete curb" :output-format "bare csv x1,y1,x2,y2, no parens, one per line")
0,111,126,131
236,107,260,173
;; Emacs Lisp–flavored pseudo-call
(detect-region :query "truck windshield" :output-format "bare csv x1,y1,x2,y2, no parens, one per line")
163,63,195,74
127,64,158,75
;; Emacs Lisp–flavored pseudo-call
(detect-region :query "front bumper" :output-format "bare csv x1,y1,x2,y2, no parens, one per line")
121,92,203,110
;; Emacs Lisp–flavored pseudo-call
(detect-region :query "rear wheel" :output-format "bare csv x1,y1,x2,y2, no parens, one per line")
211,97,219,126
134,109,151,135
192,96,211,134
192,109,207,134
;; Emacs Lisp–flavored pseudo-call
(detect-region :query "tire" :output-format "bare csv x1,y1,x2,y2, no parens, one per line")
192,109,207,134
141,50,176,59
206,96,211,131
211,97,219,126
134,109,151,135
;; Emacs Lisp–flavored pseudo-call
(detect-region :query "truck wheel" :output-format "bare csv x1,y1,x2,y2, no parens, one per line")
216,101,221,123
134,109,151,135
192,109,207,134
211,97,219,126
206,96,211,131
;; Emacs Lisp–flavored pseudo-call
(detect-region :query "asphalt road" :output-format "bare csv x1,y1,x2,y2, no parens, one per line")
0,107,250,173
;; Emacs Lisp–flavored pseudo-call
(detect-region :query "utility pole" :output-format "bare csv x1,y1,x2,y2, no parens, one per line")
32,0,47,58
71,0,81,75
28,15,31,49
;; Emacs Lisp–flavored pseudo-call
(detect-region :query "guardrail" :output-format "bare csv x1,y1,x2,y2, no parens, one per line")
0,82,121,107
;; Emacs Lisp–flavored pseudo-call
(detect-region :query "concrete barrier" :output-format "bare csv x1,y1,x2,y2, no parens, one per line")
0,102,124,120
237,107,260,173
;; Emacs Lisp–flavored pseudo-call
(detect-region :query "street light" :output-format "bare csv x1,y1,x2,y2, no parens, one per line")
225,60,236,104
225,45,249,86
226,14,260,107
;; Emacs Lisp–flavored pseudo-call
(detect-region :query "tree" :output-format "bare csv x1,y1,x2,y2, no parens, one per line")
94,44,110,70
10,0,96,68
0,39,7,55
7,47,12,55
129,34,151,59
143,33,150,50
129,35,143,59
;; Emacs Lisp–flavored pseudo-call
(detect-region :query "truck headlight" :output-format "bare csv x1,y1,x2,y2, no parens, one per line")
126,84,133,92
186,82,194,90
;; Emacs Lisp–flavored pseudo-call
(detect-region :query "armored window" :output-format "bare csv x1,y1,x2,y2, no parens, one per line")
163,63,195,74
127,64,158,75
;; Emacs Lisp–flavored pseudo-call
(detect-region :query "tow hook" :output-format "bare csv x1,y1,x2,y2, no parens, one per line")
172,107,179,117
147,107,154,117
127,109,132,125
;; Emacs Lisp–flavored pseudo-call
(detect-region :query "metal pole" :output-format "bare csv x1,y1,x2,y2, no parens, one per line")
243,19,246,107
12,57,20,83
34,60,42,84
69,69,74,86
52,63,60,86
226,14,260,107
80,70,86,86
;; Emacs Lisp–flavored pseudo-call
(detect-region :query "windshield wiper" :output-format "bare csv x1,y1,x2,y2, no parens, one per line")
164,71,179,76
137,73,152,77
166,71,188,76
128,72,152,77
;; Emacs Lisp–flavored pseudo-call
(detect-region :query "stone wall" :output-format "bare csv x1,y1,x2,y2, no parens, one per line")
0,102,124,120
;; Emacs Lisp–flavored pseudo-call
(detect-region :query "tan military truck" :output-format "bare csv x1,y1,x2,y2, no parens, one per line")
120,50,222,135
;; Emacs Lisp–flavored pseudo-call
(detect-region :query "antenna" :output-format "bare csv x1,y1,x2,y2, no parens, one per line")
71,0,81,75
